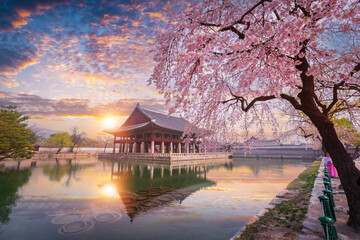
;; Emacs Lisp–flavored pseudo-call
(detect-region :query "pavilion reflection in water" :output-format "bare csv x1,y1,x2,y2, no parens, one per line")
107,160,232,222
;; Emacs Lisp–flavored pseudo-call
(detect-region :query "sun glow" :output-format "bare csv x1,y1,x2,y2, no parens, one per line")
101,184,118,198
103,117,116,129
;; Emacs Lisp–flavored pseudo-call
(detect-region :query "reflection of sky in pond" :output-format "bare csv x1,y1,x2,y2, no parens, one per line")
0,158,311,240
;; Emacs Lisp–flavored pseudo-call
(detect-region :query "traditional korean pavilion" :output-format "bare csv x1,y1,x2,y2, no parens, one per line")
105,103,204,154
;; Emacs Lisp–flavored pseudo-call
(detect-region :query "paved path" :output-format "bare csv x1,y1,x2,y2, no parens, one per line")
299,158,360,240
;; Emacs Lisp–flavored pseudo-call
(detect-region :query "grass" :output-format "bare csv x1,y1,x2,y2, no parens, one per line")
238,160,321,240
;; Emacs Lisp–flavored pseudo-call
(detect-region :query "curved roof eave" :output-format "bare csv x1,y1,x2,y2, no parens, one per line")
104,122,151,134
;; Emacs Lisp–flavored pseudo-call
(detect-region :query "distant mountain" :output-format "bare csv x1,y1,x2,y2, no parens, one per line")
32,127,61,139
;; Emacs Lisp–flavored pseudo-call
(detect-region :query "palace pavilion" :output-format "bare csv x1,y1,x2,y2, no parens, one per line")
105,103,205,154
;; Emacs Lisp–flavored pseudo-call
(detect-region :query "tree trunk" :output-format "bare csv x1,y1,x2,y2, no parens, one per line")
104,143,107,153
70,144,75,153
294,54,360,228
56,147,63,154
310,114,360,228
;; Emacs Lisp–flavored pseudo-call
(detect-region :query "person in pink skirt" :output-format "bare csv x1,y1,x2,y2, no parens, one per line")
324,153,339,178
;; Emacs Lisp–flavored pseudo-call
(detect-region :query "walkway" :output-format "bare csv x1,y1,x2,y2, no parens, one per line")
299,158,360,240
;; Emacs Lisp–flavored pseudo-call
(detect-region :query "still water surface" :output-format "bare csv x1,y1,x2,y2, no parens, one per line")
0,158,311,240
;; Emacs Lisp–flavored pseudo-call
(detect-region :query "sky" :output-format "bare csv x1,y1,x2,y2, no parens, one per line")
0,0,192,137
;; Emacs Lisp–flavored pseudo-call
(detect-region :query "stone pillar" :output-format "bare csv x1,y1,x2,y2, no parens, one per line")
186,143,189,153
141,142,145,153
119,143,122,153
113,136,116,153
132,142,136,153
161,142,165,153
151,141,155,154
178,142,181,153
111,162,114,180
198,143,201,153
192,144,196,153
170,142,173,153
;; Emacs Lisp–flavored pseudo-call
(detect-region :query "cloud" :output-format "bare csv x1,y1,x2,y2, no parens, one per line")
0,0,69,32
0,0,184,74
0,74,19,88
0,41,38,75
0,0,191,100
0,91,90,116
91,98,167,117
0,91,166,117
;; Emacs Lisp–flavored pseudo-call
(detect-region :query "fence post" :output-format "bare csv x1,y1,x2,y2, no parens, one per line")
323,176,330,182
323,181,333,193
318,195,333,220
318,216,337,240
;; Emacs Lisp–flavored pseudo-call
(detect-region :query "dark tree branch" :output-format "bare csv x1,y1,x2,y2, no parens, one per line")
230,0,272,26
326,81,345,114
299,126,314,138
220,26,245,39
339,83,360,93
313,93,327,113
222,85,303,112
350,62,360,77
274,10,280,20
222,95,276,112
221,85,276,112
189,58,200,81
280,94,303,110
290,4,310,17
201,0,271,40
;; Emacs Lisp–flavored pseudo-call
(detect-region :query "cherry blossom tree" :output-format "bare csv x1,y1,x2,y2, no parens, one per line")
150,0,360,227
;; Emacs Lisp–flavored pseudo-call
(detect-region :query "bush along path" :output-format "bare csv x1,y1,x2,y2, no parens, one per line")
236,160,321,240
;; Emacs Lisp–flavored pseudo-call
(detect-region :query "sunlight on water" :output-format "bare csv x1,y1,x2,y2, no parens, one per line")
0,157,312,240
100,184,119,198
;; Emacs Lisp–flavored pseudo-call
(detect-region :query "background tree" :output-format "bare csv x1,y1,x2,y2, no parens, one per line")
333,118,360,158
150,0,360,227
46,132,72,154
96,135,113,153
79,137,103,147
0,106,35,160
69,127,86,152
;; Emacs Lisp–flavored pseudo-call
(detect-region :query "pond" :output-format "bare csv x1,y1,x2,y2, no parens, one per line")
0,157,312,240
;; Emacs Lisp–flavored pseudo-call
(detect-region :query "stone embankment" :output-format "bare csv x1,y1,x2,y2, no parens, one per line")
33,152,98,159
98,152,230,163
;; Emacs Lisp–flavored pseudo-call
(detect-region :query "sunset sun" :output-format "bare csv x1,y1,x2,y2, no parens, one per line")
103,117,116,129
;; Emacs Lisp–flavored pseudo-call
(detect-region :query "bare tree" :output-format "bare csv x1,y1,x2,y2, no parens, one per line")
97,135,113,153
69,127,86,153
